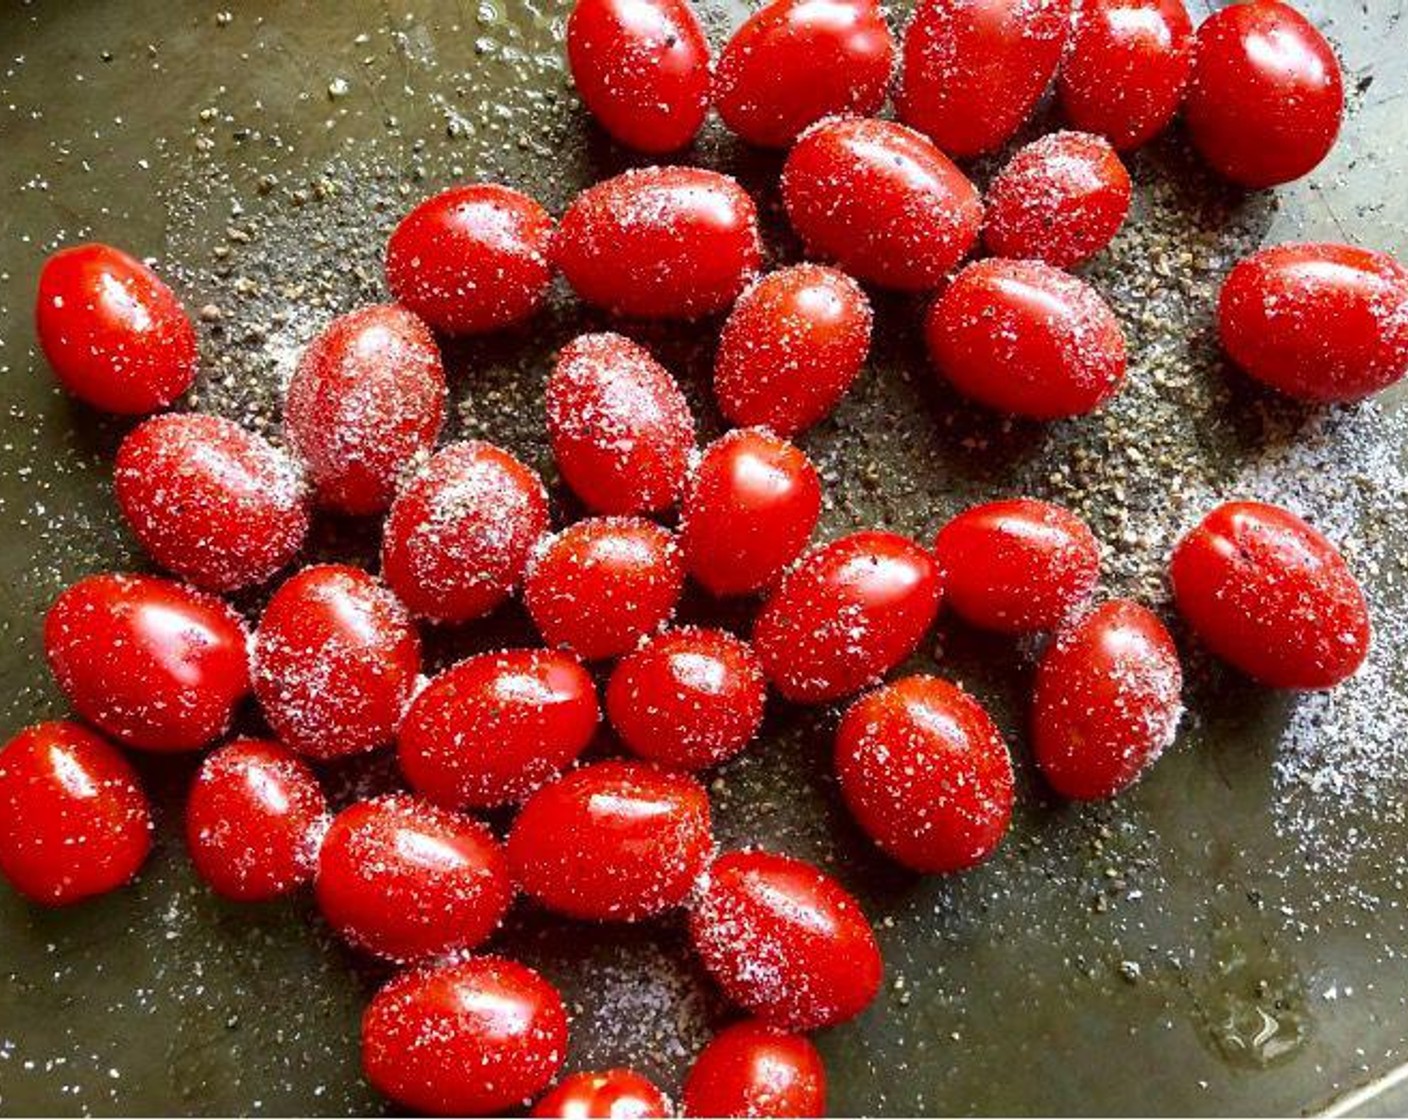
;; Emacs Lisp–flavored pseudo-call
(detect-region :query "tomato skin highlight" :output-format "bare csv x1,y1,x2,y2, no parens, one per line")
680,428,823,597
362,956,568,1116
690,849,882,1030
782,116,982,291
1058,0,1194,151
1032,600,1183,800
1217,242,1408,403
714,266,874,439
1184,0,1343,188
897,0,1072,158
35,243,197,415
532,1068,671,1119
754,530,942,704
681,1020,826,1119
925,258,1128,419
45,573,250,752
555,167,762,319
567,0,710,153
0,721,152,907
398,648,600,810
715,0,896,148
1170,501,1370,691
836,675,1014,873
185,738,329,902
934,498,1100,633
385,184,555,334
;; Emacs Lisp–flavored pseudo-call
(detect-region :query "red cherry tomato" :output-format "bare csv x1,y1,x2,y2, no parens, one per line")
316,793,511,962
567,0,710,153
252,565,421,760
680,429,822,597
385,184,555,334
933,498,1100,633
45,573,250,752
362,957,568,1116
525,518,684,661
925,258,1127,419
836,675,1013,873
185,738,328,902
1218,242,1408,403
897,0,1072,158
399,649,600,810
115,413,309,593
554,167,762,319
507,760,712,921
1170,501,1370,690
753,530,942,704
285,304,446,515
0,721,151,906
983,131,1132,269
382,441,549,623
715,0,896,148
532,1068,671,1119
713,267,874,439
782,117,982,291
547,333,696,515
689,849,882,1029
606,628,767,770
1058,0,1193,151
681,1020,826,1119
35,243,197,414
1032,600,1183,800
1184,0,1343,188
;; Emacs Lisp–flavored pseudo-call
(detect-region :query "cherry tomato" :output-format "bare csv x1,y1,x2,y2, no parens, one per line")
35,243,197,414
115,412,308,593
689,849,882,1029
681,1021,826,1119
897,0,1072,158
362,957,568,1116
252,565,421,760
713,267,874,439
547,333,696,515
399,649,600,810
983,131,1132,269
506,760,712,921
606,628,767,770
933,498,1100,633
0,721,151,906
316,793,511,962
1058,0,1194,151
554,167,762,319
285,304,446,515
1218,242,1408,403
45,573,250,752
185,738,328,901
925,258,1127,419
1170,501,1370,690
680,429,822,597
382,441,549,623
525,518,684,661
1184,0,1343,188
782,116,982,291
714,0,896,148
385,184,555,334
532,1068,671,1119
753,530,942,704
836,675,1013,873
1032,600,1183,800
567,0,710,153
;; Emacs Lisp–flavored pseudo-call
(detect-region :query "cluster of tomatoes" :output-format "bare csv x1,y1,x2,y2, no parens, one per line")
5,0,1408,1116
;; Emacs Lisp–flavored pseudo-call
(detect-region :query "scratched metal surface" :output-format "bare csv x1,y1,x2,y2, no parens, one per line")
1,0,1407,1115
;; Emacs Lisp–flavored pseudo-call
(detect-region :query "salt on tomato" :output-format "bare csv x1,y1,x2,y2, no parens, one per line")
681,1020,826,1119
532,1068,671,1119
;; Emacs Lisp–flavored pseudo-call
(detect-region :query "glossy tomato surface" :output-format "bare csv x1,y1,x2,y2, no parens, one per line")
681,1020,826,1118
532,1068,671,1119
45,573,250,752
